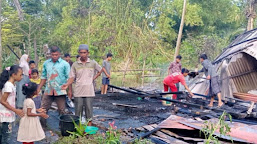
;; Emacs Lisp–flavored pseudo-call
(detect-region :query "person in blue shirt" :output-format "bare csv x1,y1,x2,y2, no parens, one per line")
37,46,70,128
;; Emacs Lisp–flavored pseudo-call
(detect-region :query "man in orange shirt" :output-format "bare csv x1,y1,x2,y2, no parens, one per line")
163,68,194,99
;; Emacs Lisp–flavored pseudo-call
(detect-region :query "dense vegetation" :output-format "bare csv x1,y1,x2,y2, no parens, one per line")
1,0,248,70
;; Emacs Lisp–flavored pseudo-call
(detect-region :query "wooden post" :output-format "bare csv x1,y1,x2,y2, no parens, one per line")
141,57,146,87
174,0,186,61
122,58,130,86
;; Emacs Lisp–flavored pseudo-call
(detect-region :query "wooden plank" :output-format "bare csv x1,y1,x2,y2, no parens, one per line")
152,124,204,142
150,124,158,128
123,129,134,137
150,135,170,144
161,129,204,142
135,127,145,131
143,125,188,144
112,103,139,108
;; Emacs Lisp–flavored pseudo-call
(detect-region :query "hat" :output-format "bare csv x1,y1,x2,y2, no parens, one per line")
78,44,89,52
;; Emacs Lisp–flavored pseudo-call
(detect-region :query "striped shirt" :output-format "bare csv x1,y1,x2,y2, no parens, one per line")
69,58,102,97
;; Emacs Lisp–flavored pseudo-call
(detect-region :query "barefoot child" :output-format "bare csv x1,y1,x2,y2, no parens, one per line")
101,53,112,94
17,82,48,144
0,65,24,144
30,69,41,109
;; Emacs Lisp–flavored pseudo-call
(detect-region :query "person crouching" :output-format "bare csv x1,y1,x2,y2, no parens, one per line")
163,68,194,99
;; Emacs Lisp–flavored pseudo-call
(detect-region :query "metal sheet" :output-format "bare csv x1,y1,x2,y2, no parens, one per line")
158,115,195,130
243,45,257,60
159,115,257,143
228,53,257,93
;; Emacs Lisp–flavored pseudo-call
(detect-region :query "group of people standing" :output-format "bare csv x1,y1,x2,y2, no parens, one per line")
163,54,223,108
0,44,112,144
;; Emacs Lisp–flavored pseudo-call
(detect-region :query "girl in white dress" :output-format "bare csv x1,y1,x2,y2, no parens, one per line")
17,82,49,144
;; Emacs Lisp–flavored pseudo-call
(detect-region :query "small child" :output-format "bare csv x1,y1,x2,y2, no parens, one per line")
28,61,36,79
17,82,48,144
30,69,41,109
0,65,24,144
30,69,40,84
101,53,112,94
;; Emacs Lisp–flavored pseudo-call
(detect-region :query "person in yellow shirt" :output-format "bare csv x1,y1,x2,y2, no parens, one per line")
30,69,41,109
30,69,40,84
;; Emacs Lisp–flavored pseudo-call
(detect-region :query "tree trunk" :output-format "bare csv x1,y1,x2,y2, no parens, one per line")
88,0,91,44
247,0,256,31
27,22,31,55
0,0,2,71
13,0,24,21
33,37,38,69
23,42,27,53
174,0,186,61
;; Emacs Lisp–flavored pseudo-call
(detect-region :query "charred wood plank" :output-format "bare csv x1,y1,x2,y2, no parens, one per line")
143,125,187,144
109,85,184,96
112,103,139,108
150,136,169,144
160,129,204,142
193,93,249,103
109,85,144,95
129,87,152,95
159,97,247,118
137,127,161,139
157,97,207,110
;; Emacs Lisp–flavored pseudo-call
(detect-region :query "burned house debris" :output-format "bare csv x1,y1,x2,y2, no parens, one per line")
191,28,257,102
92,29,257,144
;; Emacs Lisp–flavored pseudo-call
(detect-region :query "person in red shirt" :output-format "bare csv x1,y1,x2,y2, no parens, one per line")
163,68,194,99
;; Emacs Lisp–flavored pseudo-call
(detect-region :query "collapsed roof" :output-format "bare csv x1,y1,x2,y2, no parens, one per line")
190,28,257,101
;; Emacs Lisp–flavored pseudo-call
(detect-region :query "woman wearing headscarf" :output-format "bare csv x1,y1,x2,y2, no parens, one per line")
16,54,31,108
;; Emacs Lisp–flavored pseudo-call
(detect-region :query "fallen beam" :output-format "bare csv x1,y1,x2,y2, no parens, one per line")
129,87,152,95
139,127,161,139
109,85,144,95
157,97,207,110
112,103,139,108
159,97,247,119
110,85,184,96
193,93,249,103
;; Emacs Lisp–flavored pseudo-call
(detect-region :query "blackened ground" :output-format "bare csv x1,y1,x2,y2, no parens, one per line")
92,94,173,129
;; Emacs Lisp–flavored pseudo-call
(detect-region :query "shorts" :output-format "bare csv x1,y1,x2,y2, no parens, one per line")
102,77,110,85
209,76,221,96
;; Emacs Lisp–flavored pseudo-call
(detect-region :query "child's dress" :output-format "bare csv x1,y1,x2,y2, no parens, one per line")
17,98,45,142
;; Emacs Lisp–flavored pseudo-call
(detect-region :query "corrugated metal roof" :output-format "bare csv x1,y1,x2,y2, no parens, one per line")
158,115,257,143
213,29,257,64
190,29,257,97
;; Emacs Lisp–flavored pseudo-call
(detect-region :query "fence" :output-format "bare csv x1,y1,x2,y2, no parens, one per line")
112,68,161,86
